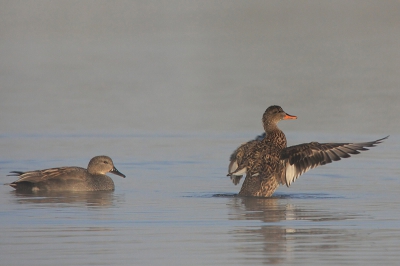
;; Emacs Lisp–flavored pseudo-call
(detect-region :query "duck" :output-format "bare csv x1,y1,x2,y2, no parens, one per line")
8,155,126,192
227,105,388,197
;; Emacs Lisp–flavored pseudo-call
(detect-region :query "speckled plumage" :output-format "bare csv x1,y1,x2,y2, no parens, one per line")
8,155,126,192
228,105,388,197
228,135,263,185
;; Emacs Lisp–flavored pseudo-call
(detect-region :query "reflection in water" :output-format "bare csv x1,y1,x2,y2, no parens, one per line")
9,190,117,207
227,196,363,265
1,190,123,265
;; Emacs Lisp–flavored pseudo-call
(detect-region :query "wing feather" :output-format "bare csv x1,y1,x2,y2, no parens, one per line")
281,136,388,187
9,167,85,183
227,133,266,185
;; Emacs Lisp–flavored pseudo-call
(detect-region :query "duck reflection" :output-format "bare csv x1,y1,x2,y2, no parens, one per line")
227,195,360,264
227,196,290,264
10,190,117,207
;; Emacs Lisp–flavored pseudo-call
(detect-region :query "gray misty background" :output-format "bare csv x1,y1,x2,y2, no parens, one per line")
1,1,399,137
1,2,400,266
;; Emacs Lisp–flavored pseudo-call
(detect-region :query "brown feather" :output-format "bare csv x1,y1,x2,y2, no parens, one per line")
227,105,388,197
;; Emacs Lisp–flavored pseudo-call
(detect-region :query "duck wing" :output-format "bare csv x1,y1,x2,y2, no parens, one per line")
228,133,266,185
279,136,388,187
9,167,85,184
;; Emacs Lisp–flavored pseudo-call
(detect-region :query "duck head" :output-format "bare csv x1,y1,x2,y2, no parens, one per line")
262,105,297,132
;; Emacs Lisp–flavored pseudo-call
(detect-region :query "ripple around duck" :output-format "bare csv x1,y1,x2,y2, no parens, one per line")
182,192,237,198
272,192,344,199
184,192,342,200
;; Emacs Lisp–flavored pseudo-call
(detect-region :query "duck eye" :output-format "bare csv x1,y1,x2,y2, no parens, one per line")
103,161,108,164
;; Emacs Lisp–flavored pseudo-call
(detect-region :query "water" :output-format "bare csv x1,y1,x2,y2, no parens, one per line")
1,1,400,265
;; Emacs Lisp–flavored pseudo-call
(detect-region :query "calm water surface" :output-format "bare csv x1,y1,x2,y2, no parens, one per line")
1,133,399,266
1,1,400,265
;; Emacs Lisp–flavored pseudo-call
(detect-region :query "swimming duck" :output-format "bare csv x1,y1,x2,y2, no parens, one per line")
227,105,388,197
8,155,126,192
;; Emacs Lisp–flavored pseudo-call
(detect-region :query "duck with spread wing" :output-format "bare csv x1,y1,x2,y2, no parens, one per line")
227,105,388,197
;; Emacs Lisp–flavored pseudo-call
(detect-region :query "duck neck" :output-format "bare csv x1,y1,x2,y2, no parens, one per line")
263,119,280,134
263,123,287,149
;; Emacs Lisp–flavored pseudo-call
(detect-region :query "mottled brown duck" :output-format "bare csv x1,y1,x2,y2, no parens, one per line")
8,155,126,192
227,105,388,197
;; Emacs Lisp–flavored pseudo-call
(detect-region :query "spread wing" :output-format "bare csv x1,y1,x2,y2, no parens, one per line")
228,133,266,185
9,167,85,184
280,136,388,187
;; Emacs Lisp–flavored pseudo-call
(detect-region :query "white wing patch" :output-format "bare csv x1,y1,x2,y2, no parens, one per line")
233,167,247,177
281,136,388,187
284,160,313,187
228,160,238,174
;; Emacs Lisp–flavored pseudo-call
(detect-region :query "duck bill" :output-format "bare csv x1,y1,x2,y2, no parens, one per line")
283,113,297,120
110,167,126,178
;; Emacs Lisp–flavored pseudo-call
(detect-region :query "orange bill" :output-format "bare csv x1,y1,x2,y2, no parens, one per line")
283,113,297,120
